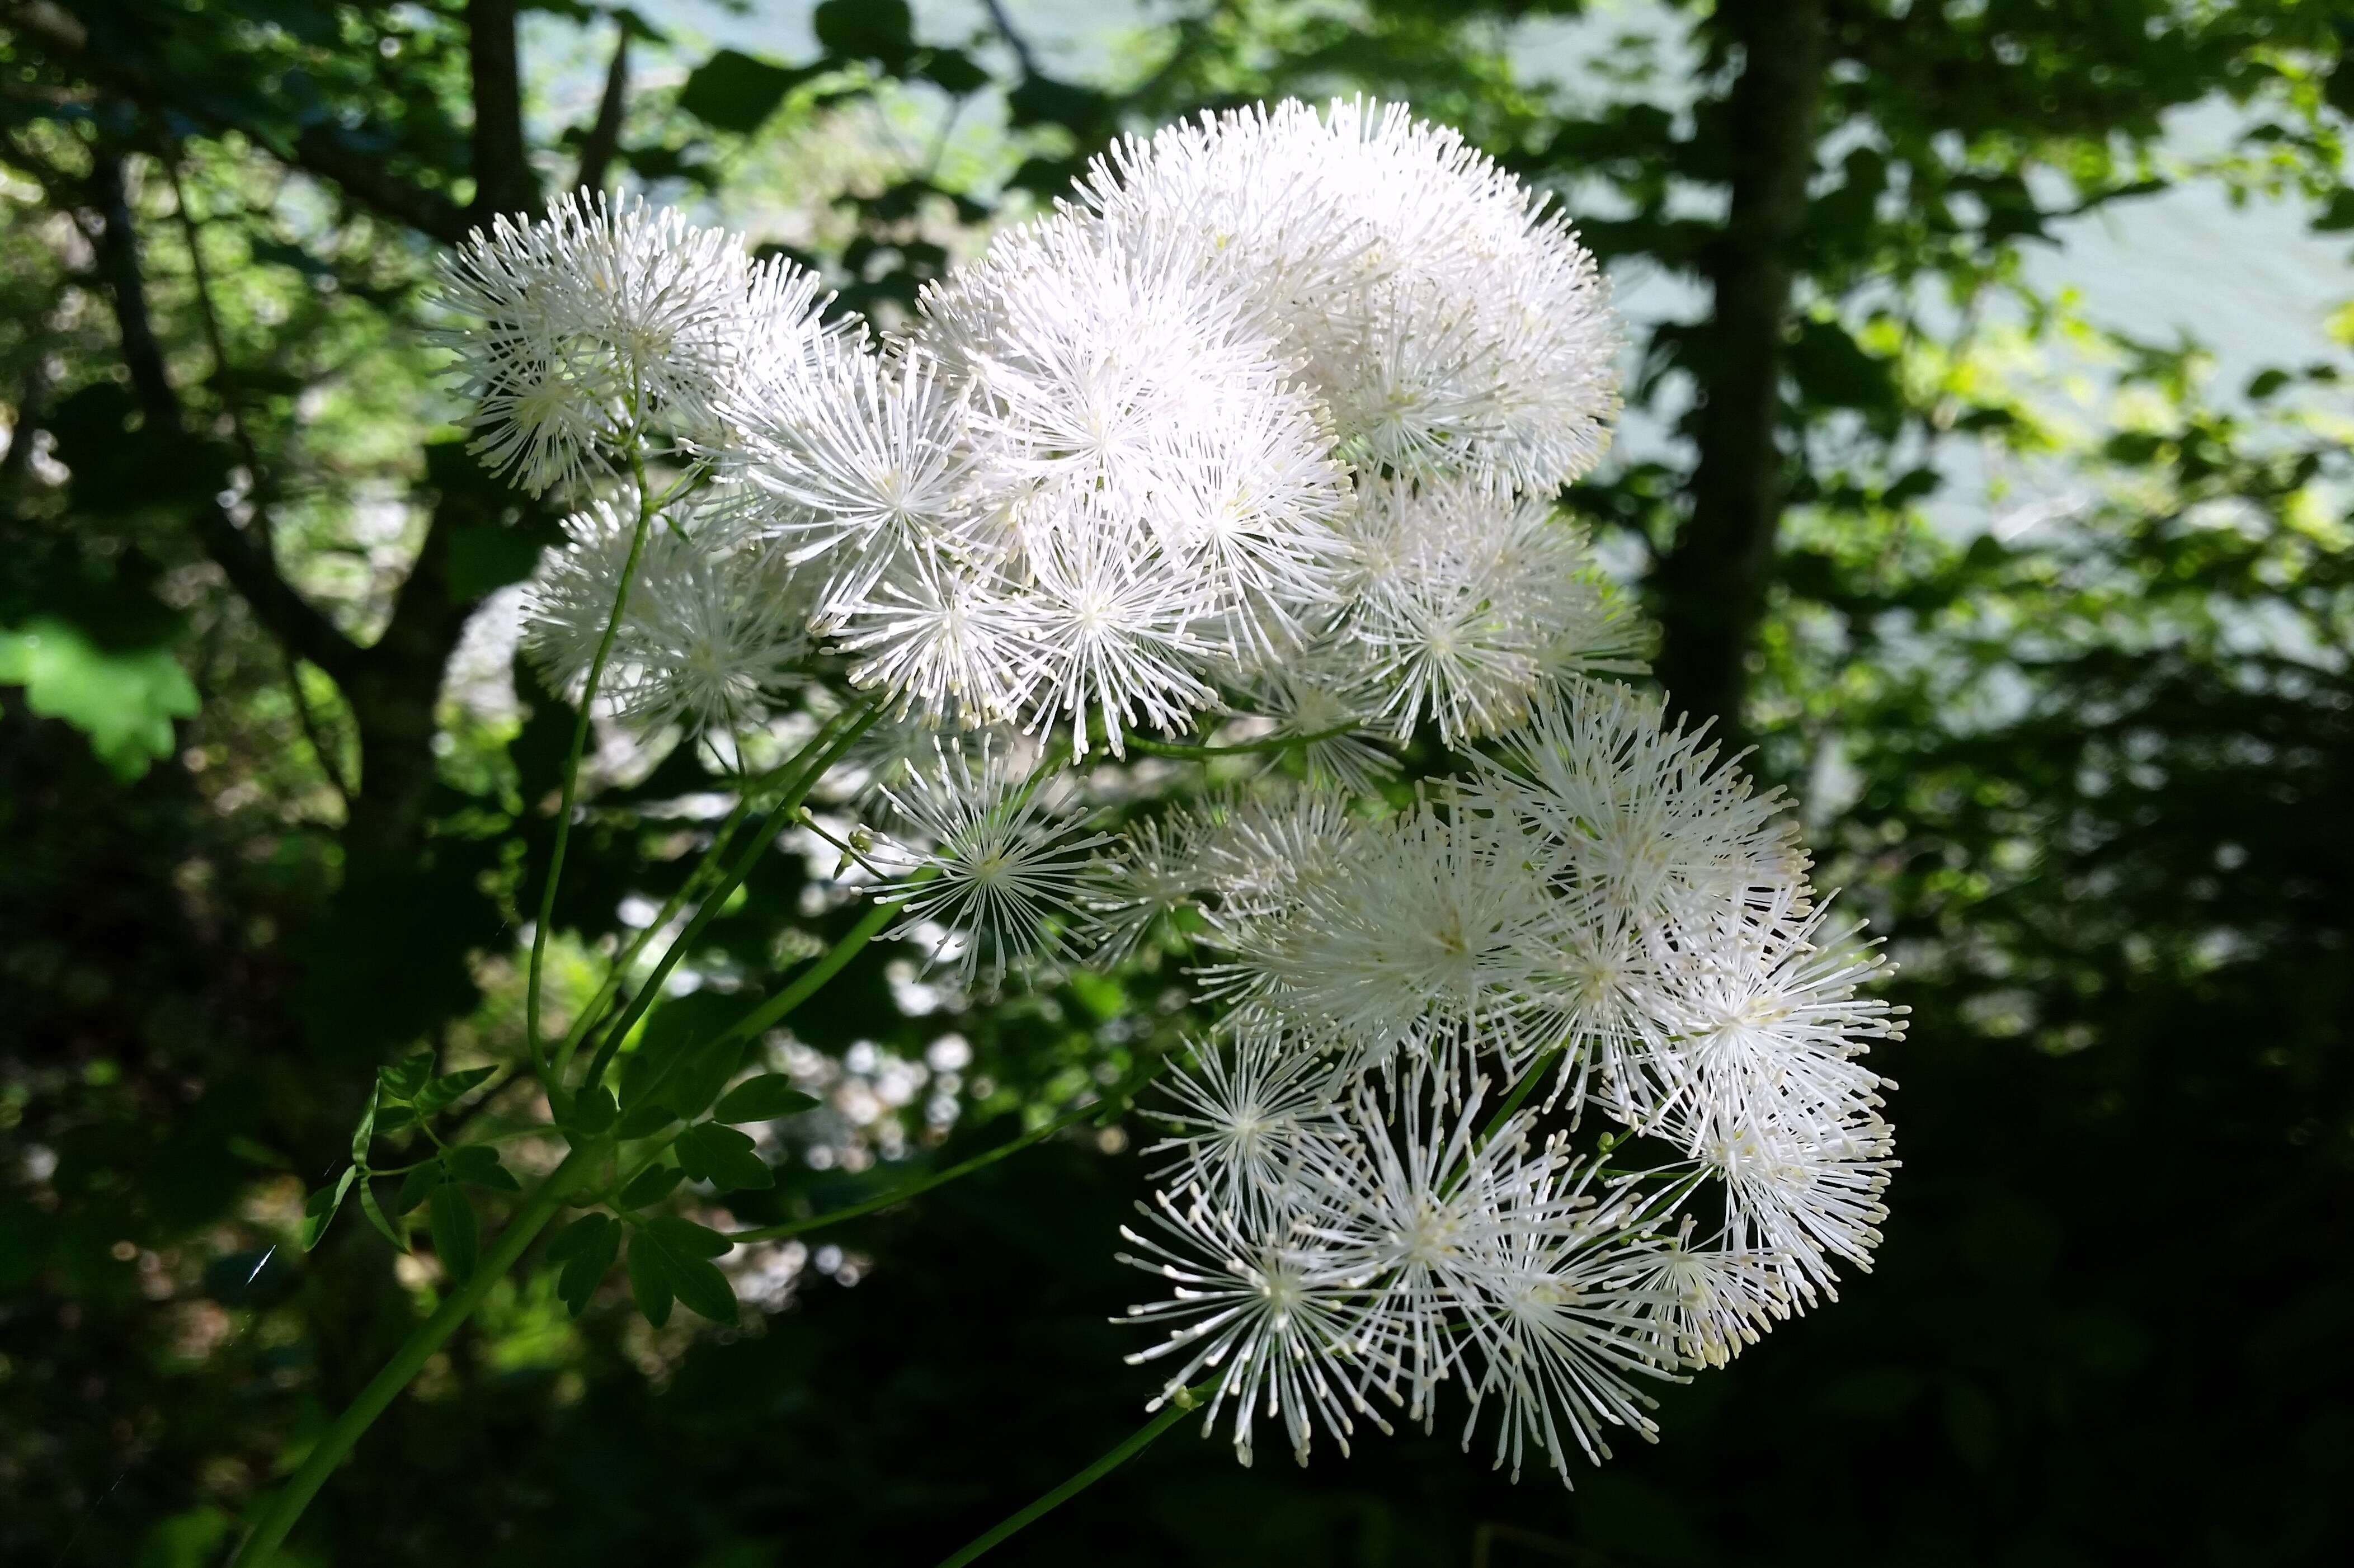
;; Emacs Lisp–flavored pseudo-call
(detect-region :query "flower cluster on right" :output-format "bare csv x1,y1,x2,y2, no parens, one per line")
1100,679,1901,1482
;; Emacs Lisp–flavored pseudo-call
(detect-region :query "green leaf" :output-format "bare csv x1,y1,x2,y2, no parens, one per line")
621,995,750,1122
551,1215,620,1318
444,516,562,599
379,1052,435,1101
298,1169,355,1251
1006,75,1110,134
548,1214,606,1263
677,48,813,134
429,1186,479,1283
0,618,198,781
349,1085,378,1165
415,1065,497,1116
625,1236,673,1327
633,1217,738,1323
356,1176,407,1252
674,1123,774,1192
614,1101,674,1139
568,1085,618,1137
444,1144,521,1192
617,1162,685,1210
919,47,991,96
643,1216,733,1257
710,1075,821,1123
393,1163,444,1215
814,0,912,65
1787,318,1895,413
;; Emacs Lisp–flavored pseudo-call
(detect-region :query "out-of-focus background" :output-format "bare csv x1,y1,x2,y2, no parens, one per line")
4,2,2351,1564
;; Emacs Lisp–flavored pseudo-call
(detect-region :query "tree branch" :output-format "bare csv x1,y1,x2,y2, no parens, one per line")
292,126,472,245
573,22,630,196
88,145,364,680
3,1,471,244
465,0,538,223
1653,1,1830,742
982,0,1042,79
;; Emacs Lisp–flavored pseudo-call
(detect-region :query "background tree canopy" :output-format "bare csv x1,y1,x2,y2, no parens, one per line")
3,1,2349,1564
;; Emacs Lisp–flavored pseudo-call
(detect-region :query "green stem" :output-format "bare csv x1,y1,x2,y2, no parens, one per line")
703,876,920,1058
1121,723,1360,761
526,486,658,1090
548,790,756,1085
728,1051,1169,1246
1476,1043,1567,1152
579,701,881,1096
934,1381,1213,1568
227,1146,603,1567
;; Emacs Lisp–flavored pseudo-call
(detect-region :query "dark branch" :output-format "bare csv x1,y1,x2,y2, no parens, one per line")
88,145,363,680
3,1,470,244
0,362,50,510
573,23,630,196
293,125,472,244
90,152,178,420
982,0,1042,79
465,0,538,223
1653,1,1830,742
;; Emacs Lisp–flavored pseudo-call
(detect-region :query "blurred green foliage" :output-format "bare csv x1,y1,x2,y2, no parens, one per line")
2,2,2350,1565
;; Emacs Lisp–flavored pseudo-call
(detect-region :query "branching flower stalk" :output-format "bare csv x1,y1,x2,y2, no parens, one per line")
237,99,1904,1566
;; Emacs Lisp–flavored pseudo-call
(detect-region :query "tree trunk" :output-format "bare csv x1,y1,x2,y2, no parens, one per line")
1654,1,1830,743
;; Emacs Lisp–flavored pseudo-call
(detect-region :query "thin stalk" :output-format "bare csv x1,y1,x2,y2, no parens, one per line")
1476,1044,1567,1151
700,870,927,1058
227,1146,604,1567
526,486,657,1086
547,790,757,1085
1121,723,1360,762
578,701,881,1096
728,1051,1169,1246
934,1381,1214,1568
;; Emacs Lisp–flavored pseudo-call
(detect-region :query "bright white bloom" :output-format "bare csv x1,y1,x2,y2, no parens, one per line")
1647,888,1901,1127
1117,1185,1395,1467
1625,1218,1792,1369
434,191,785,495
1121,675,1900,1485
1468,679,1809,916
1673,1098,1897,1297
1345,478,1636,744
875,737,1109,986
1145,1024,1347,1227
1458,1184,1678,1483
1220,801,1559,1072
828,550,1038,728
518,495,811,734
1079,98,1620,492
732,348,982,616
1301,1073,1575,1423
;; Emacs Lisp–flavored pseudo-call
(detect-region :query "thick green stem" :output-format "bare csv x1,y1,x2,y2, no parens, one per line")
547,789,756,1085
227,1146,602,1567
579,701,881,1096
525,489,657,1086
934,1382,1212,1568
703,877,918,1057
1477,1043,1567,1151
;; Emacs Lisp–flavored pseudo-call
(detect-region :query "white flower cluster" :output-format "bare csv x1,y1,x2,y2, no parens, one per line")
1103,682,1902,1481
437,100,1631,754
430,97,1900,1491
